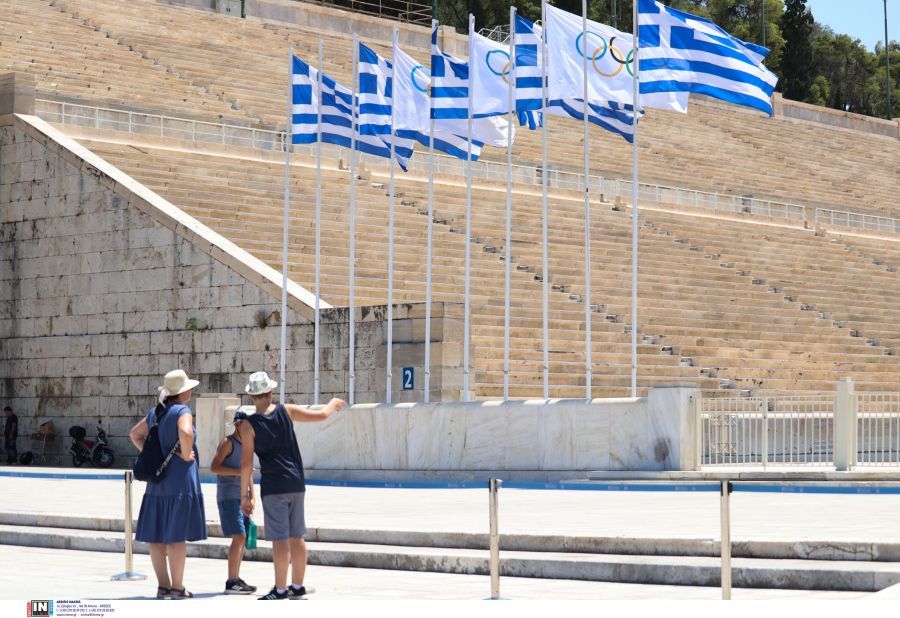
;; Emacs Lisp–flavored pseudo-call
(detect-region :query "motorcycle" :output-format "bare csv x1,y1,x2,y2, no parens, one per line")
69,421,115,468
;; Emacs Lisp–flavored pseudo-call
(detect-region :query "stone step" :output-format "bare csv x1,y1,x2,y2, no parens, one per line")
1,523,899,591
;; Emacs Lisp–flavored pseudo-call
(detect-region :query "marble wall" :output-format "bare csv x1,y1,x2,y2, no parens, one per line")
196,384,701,476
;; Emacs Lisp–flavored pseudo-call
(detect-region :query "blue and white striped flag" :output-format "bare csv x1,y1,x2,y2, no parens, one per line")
514,13,639,142
391,44,485,161
637,0,778,115
357,42,417,167
291,55,412,169
514,13,543,114
431,25,512,147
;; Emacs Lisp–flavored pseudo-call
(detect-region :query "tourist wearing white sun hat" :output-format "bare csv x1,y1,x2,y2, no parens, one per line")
129,369,208,600
237,371,346,600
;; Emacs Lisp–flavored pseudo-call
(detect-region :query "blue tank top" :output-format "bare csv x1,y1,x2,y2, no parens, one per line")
246,404,305,497
215,435,243,502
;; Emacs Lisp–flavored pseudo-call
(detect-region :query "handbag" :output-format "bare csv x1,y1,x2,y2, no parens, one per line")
132,404,181,483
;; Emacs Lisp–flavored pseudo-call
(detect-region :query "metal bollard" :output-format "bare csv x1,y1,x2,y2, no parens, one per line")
489,478,502,599
111,470,146,581
720,480,732,600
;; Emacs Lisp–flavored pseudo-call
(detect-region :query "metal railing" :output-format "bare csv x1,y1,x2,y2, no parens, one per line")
857,393,900,466
39,98,897,234
700,395,835,467
36,99,287,152
816,208,900,235
297,0,432,25
478,24,510,44
702,388,900,469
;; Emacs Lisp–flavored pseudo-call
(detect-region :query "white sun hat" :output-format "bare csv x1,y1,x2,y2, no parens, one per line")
245,371,278,396
157,369,200,404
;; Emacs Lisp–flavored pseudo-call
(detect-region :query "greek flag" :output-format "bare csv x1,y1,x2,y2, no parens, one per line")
544,4,687,113
391,44,484,161
514,13,543,114
291,55,412,169
514,13,638,142
637,0,778,115
431,25,512,147
357,43,417,168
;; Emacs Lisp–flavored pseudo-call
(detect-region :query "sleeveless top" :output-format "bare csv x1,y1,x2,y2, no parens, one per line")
246,404,305,498
215,435,243,502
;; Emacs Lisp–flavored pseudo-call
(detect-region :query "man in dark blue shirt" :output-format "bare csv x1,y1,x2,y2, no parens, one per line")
4,406,18,465
238,372,346,600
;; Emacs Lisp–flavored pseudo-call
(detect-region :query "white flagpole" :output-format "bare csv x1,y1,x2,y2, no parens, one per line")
387,29,398,404
503,7,516,400
314,39,323,406
280,46,293,404
464,15,474,402
541,1,550,400
581,0,592,400
349,35,359,405
631,0,640,398
425,20,437,403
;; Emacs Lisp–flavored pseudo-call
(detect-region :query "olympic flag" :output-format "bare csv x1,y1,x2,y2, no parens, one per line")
637,0,777,115
514,12,639,142
545,4,687,113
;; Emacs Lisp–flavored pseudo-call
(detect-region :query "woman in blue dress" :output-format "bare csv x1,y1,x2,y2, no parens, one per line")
129,369,208,599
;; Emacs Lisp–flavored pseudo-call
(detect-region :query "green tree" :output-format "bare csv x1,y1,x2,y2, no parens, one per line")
780,0,814,100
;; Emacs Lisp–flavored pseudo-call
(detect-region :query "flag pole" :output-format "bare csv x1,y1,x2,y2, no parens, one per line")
581,0,592,400
503,6,516,400
541,1,550,399
349,35,359,405
280,46,293,404
464,14,474,402
425,20,437,403
387,29,398,404
314,40,324,405
631,0,640,398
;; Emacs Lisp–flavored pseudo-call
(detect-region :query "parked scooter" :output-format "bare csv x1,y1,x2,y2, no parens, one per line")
69,421,115,468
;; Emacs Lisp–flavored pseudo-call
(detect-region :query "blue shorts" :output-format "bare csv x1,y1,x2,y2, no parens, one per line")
217,499,249,537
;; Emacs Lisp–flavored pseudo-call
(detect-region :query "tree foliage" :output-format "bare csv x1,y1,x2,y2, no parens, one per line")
434,0,896,119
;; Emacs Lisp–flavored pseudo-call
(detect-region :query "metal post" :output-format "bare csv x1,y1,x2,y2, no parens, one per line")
314,40,323,406
885,0,892,120
582,0,592,401
387,30,398,404
425,20,437,404
111,471,146,581
630,0,640,398
489,478,502,599
349,36,359,405
464,14,474,402
279,46,293,405
541,0,550,400
720,480,732,600
503,6,516,400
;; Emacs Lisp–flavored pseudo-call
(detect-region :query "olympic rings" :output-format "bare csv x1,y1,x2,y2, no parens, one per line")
411,65,429,93
575,33,635,78
484,49,513,84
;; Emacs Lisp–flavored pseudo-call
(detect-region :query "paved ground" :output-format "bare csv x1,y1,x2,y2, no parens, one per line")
4,466,900,603
0,545,867,601
3,467,900,543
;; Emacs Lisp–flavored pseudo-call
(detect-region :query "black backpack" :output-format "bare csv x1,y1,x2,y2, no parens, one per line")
132,403,181,483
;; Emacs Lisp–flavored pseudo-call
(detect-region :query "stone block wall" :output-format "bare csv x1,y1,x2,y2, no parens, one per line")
0,107,462,463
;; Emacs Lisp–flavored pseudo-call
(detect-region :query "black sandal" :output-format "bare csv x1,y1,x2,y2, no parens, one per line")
156,587,171,599
170,588,193,599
